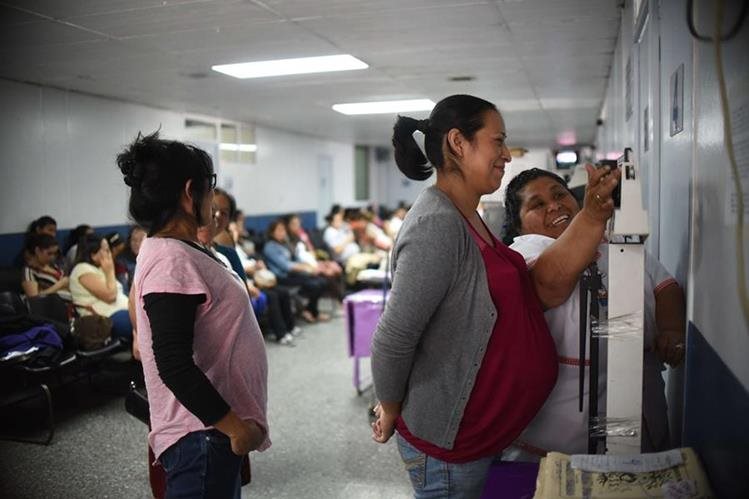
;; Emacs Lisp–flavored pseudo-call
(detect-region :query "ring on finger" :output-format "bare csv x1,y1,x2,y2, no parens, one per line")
594,193,603,204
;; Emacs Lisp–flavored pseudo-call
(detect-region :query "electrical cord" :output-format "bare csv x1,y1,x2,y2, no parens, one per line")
687,0,748,41
711,0,749,326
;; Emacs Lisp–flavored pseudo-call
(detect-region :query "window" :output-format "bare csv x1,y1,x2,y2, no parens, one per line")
354,146,369,201
220,124,239,163
185,119,217,142
220,123,256,164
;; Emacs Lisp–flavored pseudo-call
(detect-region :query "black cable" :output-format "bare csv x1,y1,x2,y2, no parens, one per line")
687,0,748,42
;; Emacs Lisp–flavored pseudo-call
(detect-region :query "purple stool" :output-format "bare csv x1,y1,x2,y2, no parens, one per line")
480,461,539,499
343,289,387,394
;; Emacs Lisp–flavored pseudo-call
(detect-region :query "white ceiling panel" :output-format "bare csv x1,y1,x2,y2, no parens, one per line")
66,1,279,39
0,21,106,48
1,0,235,22
0,0,622,147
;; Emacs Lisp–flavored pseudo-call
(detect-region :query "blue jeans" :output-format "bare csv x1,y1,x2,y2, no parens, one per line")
159,429,242,499
109,309,133,340
396,434,494,499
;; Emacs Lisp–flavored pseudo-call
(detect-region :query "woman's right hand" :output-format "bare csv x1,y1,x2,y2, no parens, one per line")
99,240,115,274
580,164,621,224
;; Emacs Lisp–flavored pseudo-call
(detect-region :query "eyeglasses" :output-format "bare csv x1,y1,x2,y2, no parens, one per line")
207,173,217,190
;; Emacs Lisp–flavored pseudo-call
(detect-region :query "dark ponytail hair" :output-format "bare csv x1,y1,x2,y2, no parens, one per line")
64,224,92,253
392,94,498,180
27,215,57,235
117,131,214,236
502,168,574,245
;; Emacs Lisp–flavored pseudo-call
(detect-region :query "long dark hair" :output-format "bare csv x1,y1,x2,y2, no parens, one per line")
502,168,574,245
27,215,57,235
74,234,105,266
392,94,498,180
117,131,214,236
25,233,59,254
64,224,92,253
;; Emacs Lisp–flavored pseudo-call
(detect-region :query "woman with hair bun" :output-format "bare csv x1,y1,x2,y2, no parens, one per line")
370,94,620,497
118,131,269,498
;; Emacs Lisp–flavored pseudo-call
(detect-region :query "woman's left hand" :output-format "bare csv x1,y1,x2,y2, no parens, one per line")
371,402,397,444
655,330,685,367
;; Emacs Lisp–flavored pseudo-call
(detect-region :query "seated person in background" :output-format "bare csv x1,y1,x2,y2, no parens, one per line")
27,215,58,239
21,233,70,300
69,234,132,341
118,225,146,290
284,213,342,279
232,209,253,248
347,208,392,252
198,216,298,347
322,206,360,264
105,232,130,292
362,204,385,228
17,215,59,267
208,193,301,344
385,205,407,239
211,188,238,248
264,220,329,323
323,207,380,285
64,224,93,271
501,168,686,459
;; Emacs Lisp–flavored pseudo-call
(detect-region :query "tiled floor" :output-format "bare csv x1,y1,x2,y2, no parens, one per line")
0,314,412,499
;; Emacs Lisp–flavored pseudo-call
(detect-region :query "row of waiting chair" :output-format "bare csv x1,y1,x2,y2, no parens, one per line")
0,279,128,445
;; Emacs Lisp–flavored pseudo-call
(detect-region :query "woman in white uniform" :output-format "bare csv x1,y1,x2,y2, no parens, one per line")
501,168,686,458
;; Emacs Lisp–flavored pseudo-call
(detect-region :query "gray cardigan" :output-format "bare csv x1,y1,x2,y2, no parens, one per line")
371,186,497,450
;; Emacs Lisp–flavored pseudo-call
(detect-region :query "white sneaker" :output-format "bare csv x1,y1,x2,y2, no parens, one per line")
290,326,303,337
279,333,296,347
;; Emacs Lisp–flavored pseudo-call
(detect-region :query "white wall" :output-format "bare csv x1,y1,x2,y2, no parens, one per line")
486,148,554,204
0,79,184,233
596,0,749,444
0,79,356,234
220,126,354,218
688,0,749,388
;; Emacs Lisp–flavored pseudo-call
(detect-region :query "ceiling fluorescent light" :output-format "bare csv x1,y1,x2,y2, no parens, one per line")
332,99,435,115
220,143,257,152
212,55,367,79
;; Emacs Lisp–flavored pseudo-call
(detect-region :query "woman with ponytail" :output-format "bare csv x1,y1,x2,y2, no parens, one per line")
370,94,620,497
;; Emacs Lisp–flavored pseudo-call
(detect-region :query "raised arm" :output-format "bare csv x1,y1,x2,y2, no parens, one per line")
531,165,620,308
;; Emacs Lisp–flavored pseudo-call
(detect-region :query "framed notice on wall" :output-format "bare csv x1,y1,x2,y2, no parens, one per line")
670,64,684,136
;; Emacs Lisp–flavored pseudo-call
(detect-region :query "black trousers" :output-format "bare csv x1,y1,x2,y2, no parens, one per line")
278,272,327,317
264,286,295,339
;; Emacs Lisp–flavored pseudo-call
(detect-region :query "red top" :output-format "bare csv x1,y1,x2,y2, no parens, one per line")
396,218,558,463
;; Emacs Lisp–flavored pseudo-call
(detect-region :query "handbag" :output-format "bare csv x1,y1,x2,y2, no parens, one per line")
253,268,277,289
72,314,112,351
125,381,150,425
